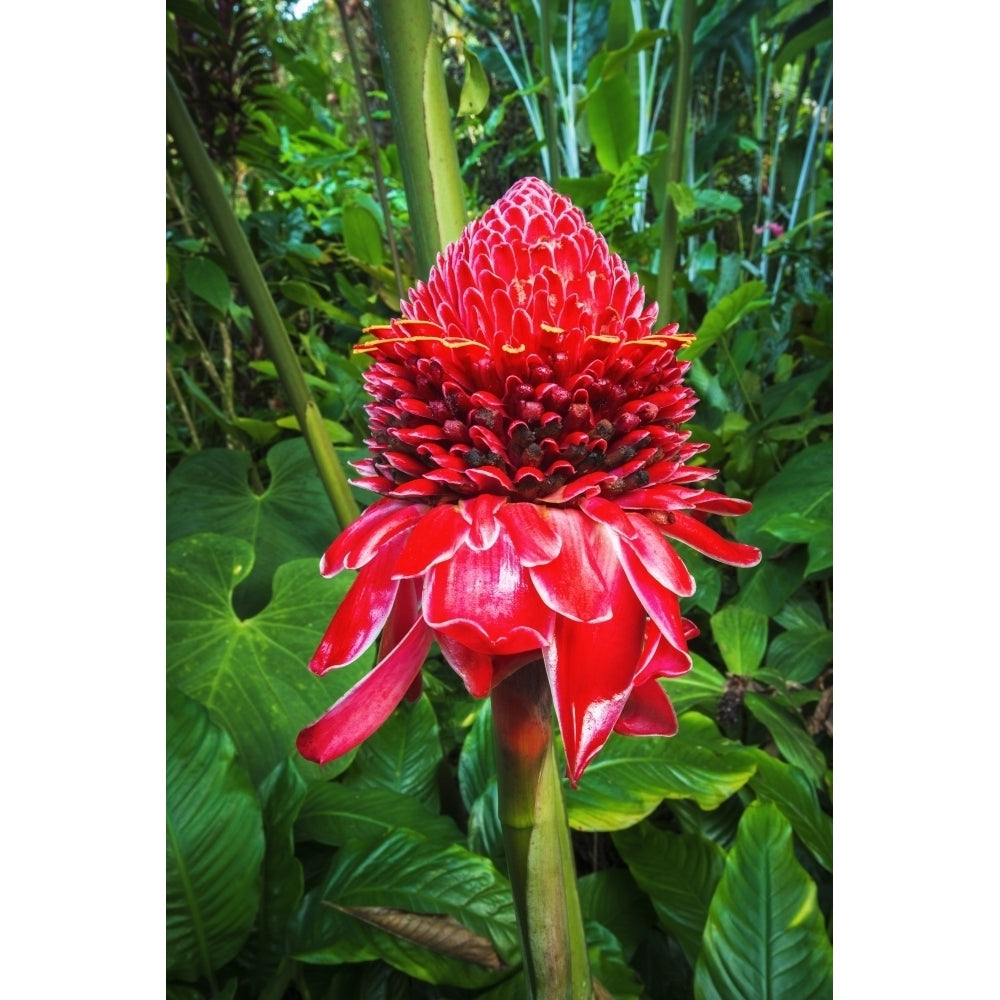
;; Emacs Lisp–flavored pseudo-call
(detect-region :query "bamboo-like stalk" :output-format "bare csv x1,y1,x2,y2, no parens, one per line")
369,0,467,276
539,0,562,186
491,662,593,1000
166,69,360,530
656,0,696,323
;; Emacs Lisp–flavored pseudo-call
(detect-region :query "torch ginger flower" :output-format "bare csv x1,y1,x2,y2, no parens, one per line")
298,177,761,784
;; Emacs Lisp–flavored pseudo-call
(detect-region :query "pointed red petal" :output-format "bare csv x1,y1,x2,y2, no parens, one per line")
309,531,409,674
497,502,562,566
617,547,689,653
614,679,679,737
527,509,615,622
435,631,494,698
297,617,433,764
661,512,762,567
543,566,647,786
620,513,696,597
423,530,554,655
320,499,423,575
393,504,468,578
633,628,692,686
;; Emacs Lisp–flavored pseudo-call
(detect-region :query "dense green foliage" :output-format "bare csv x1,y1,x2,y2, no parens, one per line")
167,1,832,996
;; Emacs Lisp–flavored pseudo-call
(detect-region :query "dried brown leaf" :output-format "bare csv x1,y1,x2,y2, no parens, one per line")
325,903,507,970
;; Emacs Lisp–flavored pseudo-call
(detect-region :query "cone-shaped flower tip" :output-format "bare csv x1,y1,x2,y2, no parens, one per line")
298,177,761,784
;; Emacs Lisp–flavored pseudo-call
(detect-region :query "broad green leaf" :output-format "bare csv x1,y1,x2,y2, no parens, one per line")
682,282,768,362
565,714,757,830
248,760,308,988
279,279,358,324
273,413,354,445
166,534,370,785
183,257,231,314
733,551,807,618
667,181,697,219
749,753,832,871
586,921,646,1000
587,72,638,173
735,441,832,558
773,16,832,72
694,802,832,1000
758,513,831,577
166,689,264,982
765,627,832,685
466,780,506,872
457,699,496,810
710,605,769,675
744,693,826,787
295,782,462,848
343,203,384,267
578,869,657,961
599,26,670,79
614,822,726,968
341,694,443,810
291,830,518,989
664,654,725,717
756,364,831,427
166,438,340,617
671,796,744,851
458,49,490,116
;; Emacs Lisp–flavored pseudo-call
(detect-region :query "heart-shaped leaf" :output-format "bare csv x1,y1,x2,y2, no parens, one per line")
166,533,370,785
166,438,342,617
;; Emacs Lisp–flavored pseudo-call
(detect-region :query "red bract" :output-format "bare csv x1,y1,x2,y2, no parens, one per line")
298,177,761,784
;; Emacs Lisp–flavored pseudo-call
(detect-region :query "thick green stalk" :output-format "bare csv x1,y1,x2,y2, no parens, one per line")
539,0,561,186
657,0,696,323
370,0,467,276
166,70,359,530
491,662,593,1000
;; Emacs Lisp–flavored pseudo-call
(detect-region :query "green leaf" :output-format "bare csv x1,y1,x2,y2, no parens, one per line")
343,203,385,267
565,713,757,830
183,257,232,314
744,693,826,787
733,551,807,618
665,654,725,717
295,782,462,848
710,605,769,675
466,780,506,873
166,689,265,982
248,760,309,988
585,921,647,1000
682,282,769,362
166,438,340,618
667,181,697,219
694,802,832,1000
735,441,832,559
765,627,832,685
342,694,443,810
458,49,490,116
166,534,370,785
291,830,518,989
749,753,832,871
587,72,638,173
614,822,726,968
273,413,354,445
457,699,496,811
578,869,657,961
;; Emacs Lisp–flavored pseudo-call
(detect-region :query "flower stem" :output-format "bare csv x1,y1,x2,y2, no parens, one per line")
491,661,593,1000
166,70,360,531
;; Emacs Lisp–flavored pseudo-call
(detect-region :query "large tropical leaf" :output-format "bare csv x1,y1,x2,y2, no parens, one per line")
342,693,443,810
166,533,370,784
291,829,519,990
565,713,757,831
613,821,726,968
694,802,832,1000
166,689,265,982
294,782,462,848
166,438,341,617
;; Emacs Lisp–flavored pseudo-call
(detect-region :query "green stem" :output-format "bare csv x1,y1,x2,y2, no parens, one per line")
370,0,467,276
657,0,696,323
539,0,561,186
491,661,592,1000
166,70,359,530
335,0,406,301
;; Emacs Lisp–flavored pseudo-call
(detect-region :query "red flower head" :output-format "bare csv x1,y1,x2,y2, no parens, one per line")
298,177,761,784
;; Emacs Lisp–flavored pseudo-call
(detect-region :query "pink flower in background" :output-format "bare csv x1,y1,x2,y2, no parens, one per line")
754,221,785,238
298,177,761,784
